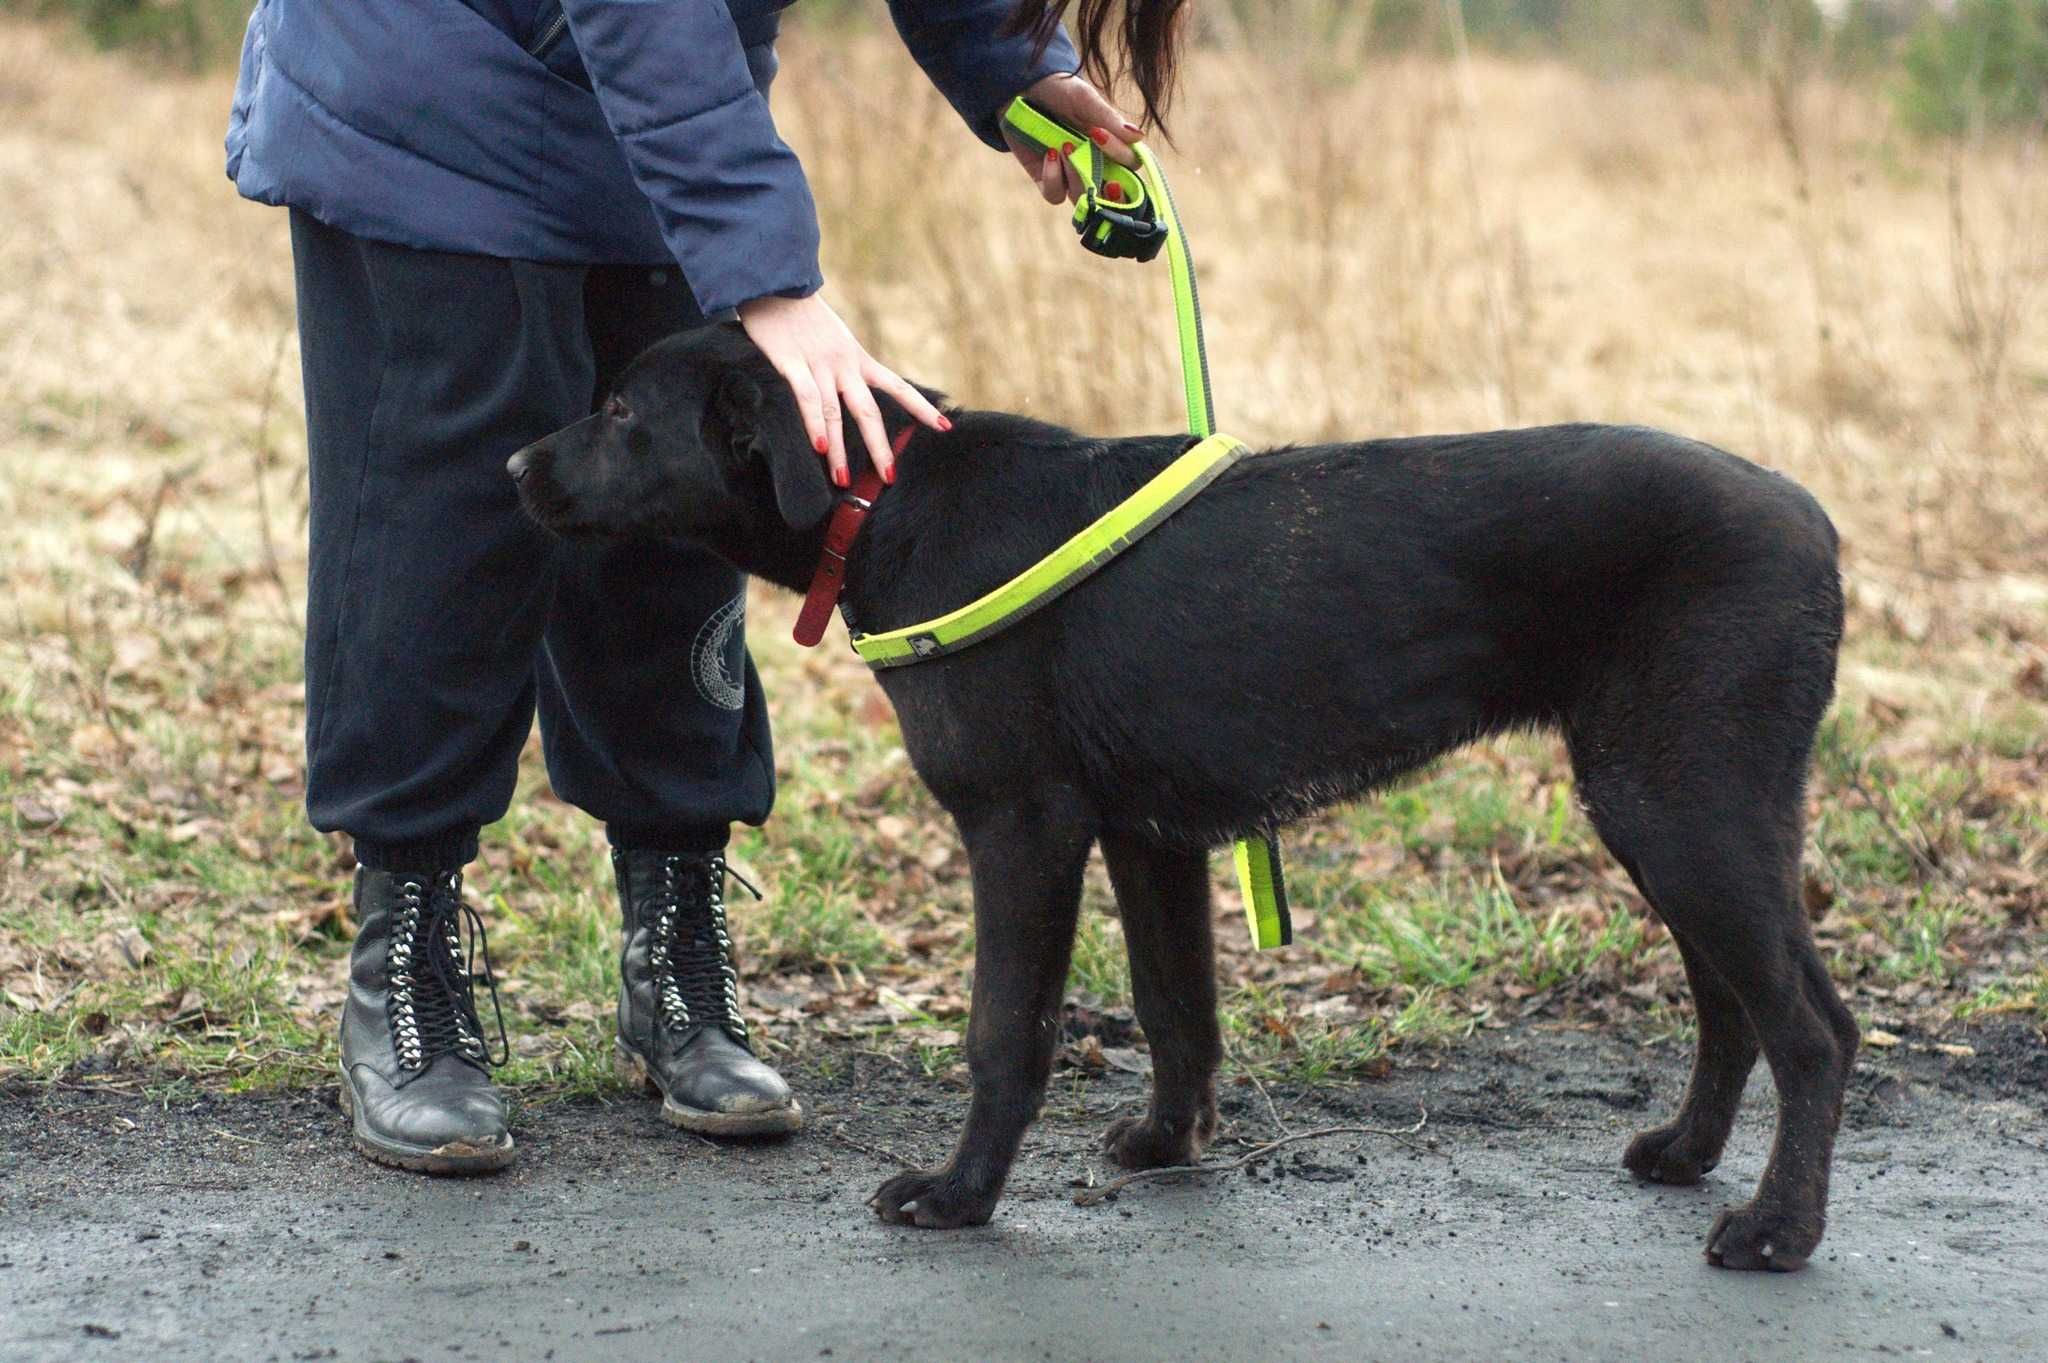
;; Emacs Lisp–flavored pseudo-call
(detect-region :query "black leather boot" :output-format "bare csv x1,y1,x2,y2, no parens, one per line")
338,867,514,1173
613,850,801,1136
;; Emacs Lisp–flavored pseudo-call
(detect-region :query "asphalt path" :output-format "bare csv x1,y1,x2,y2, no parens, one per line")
4,1024,2044,1362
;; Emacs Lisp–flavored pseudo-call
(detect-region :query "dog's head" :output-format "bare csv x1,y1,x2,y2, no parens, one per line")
507,324,834,540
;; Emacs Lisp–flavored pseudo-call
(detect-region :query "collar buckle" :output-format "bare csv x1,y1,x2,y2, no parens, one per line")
791,424,916,648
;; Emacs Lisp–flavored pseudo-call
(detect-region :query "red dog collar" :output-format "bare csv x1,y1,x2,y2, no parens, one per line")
792,425,912,647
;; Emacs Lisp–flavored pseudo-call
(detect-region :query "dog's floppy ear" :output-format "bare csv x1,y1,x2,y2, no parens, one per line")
710,370,833,530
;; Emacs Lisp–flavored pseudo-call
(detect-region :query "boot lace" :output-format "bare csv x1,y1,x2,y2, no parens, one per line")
386,871,510,1073
645,854,760,1048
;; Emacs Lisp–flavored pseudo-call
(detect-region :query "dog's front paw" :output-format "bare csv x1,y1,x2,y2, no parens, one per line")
1705,1202,1822,1272
1623,1121,1720,1186
1101,1112,1209,1171
870,1166,998,1229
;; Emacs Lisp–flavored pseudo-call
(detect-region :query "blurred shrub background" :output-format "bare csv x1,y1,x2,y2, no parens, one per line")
14,0,2048,138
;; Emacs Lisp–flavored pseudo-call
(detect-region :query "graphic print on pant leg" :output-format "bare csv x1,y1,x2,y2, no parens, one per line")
692,590,747,712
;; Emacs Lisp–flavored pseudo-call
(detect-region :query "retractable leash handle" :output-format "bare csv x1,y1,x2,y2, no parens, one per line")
1001,97,1289,950
1000,100,1165,262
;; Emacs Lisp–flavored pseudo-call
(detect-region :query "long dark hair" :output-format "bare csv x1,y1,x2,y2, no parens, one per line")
1006,0,1191,132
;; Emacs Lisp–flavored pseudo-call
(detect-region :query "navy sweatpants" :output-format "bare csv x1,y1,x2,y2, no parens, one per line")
290,210,774,872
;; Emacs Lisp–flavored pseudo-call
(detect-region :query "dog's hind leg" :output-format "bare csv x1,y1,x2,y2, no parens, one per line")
1621,922,1759,1185
1567,503,1853,1269
1098,832,1221,1170
870,794,1093,1229
1576,761,1857,1272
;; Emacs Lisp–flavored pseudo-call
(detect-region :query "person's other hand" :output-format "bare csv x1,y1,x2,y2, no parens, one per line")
1004,72,1143,206
737,293,948,487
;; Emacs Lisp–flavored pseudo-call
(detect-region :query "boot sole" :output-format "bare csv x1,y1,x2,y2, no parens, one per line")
337,1068,516,1175
614,1043,804,1137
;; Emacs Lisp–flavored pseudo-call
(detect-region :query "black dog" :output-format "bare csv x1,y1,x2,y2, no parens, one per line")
508,324,1856,1271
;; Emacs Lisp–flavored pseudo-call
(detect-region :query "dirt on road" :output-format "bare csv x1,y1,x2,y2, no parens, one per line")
4,1022,2045,1363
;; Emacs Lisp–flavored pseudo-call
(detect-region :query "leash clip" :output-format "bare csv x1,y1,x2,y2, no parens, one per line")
1073,196,1168,262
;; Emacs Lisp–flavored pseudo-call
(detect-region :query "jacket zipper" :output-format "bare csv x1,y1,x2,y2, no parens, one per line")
527,10,568,58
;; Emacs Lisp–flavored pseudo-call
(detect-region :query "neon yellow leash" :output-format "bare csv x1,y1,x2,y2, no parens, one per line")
1000,100,1291,951
846,101,1293,950
850,433,1246,667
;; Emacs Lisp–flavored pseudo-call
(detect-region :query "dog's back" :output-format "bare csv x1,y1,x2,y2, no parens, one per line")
874,422,1841,845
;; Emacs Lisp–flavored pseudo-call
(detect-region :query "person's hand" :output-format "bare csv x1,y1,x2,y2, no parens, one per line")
737,293,948,486
1004,72,1143,206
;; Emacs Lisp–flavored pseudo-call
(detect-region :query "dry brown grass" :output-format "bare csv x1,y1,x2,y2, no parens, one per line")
2,16,2043,1090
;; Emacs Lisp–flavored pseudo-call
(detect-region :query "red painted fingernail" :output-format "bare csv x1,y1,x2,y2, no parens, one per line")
883,464,897,486
814,436,828,455
1045,149,1057,164
938,414,954,431
1090,127,1110,147
834,466,849,488
1061,141,1076,157
1103,182,1124,203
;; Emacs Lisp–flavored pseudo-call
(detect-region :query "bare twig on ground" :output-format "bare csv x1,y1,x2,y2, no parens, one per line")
1073,1106,1437,1208
1226,1039,1292,1139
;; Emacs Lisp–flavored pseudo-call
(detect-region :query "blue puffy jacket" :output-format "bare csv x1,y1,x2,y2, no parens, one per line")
226,2,1075,316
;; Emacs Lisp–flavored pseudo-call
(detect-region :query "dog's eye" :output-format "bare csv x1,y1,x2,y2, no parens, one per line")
604,393,630,421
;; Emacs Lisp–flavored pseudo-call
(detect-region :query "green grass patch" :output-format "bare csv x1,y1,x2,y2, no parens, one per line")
1223,983,1390,1085
1296,834,1650,994
1957,972,2048,1024
1066,908,1132,1004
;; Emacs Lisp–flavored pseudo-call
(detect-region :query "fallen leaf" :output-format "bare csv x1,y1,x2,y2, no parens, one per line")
69,724,122,765
156,988,202,1024
1801,872,1834,921
876,987,933,1022
1352,842,1403,878
1863,1028,1901,1048
3,973,57,1012
111,633,161,676
115,926,152,968
1061,1034,1107,1071
12,795,62,829
90,924,153,972
1099,1046,1152,1075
